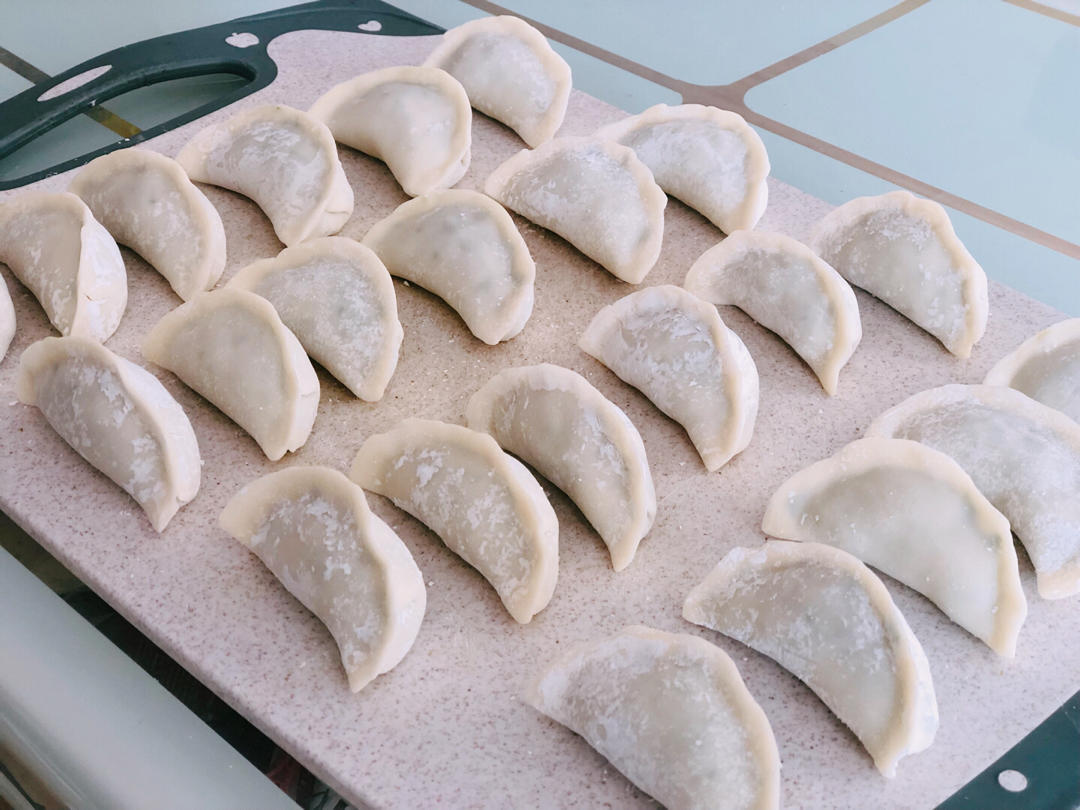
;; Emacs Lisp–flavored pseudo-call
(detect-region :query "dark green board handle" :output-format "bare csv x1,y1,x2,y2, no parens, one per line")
0,2,1077,806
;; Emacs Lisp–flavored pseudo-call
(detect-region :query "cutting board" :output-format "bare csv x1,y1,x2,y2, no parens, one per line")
1,25,1077,810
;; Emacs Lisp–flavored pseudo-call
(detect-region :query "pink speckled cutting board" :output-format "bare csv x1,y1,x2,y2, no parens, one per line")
1,30,1076,810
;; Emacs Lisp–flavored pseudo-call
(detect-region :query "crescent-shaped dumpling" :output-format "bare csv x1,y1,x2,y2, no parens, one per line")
595,104,770,234
868,384,1080,599
684,541,938,777
484,136,666,284
685,230,861,395
16,336,199,531
69,148,226,301
362,190,534,344
227,237,402,401
985,318,1080,423
0,191,126,342
762,437,1026,656
309,66,471,197
176,104,353,247
466,364,655,571
423,16,571,148
220,466,426,692
580,285,759,471
0,273,14,362
350,419,557,624
810,190,987,358
142,288,319,461
527,625,780,810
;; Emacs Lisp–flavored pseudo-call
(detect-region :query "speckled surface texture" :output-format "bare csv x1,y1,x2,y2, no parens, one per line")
0,30,1076,809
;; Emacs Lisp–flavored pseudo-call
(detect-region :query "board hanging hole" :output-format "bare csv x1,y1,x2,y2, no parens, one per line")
225,32,260,48
38,65,112,102
358,20,383,31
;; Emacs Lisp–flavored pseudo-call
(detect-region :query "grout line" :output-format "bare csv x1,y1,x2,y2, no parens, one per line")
459,0,1080,260
0,45,141,139
1003,0,1080,26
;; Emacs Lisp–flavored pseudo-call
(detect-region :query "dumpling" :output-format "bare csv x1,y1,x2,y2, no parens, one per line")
350,419,557,624
484,136,666,284
423,16,571,148
69,148,226,301
176,104,353,246
684,541,938,777
220,466,425,692
595,104,770,234
362,190,533,344
867,384,1080,599
227,237,402,401
809,190,987,358
762,437,1026,656
527,625,780,810
0,273,14,362
466,364,655,571
0,191,126,342
984,318,1080,423
685,230,861,395
142,288,319,461
16,336,199,531
309,66,470,197
580,285,759,471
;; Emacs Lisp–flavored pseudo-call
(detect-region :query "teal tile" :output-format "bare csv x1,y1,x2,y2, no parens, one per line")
104,73,250,130
0,66,32,102
746,0,1080,246
0,110,121,182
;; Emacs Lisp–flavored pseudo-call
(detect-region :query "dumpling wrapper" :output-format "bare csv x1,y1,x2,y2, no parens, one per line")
220,466,425,692
309,66,471,197
466,364,655,571
527,625,780,810
424,15,571,148
810,190,987,358
0,273,14,362
580,285,759,471
176,104,353,247
595,104,770,234
16,336,199,531
985,318,1080,423
228,237,402,401
868,384,1080,599
0,191,126,342
684,541,939,778
363,190,534,344
69,148,226,301
142,288,319,461
685,229,861,395
763,437,1026,657
350,419,557,624
484,136,666,284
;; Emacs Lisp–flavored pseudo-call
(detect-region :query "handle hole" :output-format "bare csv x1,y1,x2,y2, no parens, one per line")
997,770,1028,792
37,65,112,102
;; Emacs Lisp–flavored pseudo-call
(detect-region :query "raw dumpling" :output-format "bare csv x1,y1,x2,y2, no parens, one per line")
762,437,1026,656
685,230,861,394
424,16,571,148
0,191,126,342
580,285,759,471
466,364,655,571
16,336,199,531
810,190,987,358
220,466,425,692
684,541,938,777
0,273,14,362
595,104,770,234
69,148,226,300
228,237,402,401
527,625,780,810
868,384,1080,599
309,66,470,197
484,136,666,284
176,104,353,246
142,288,319,461
350,419,557,624
985,318,1080,423
362,190,533,344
